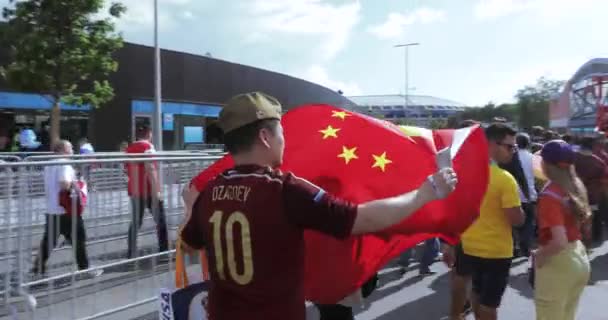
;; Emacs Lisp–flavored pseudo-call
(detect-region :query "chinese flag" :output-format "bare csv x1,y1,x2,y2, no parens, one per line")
190,105,489,304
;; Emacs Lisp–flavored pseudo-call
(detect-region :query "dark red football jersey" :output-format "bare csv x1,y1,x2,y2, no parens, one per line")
181,164,357,320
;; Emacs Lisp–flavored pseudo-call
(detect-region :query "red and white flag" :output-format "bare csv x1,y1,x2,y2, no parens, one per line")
190,105,489,303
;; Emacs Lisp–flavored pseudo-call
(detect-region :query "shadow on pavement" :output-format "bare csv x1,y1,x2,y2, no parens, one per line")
370,271,452,320
508,272,534,300
589,251,608,284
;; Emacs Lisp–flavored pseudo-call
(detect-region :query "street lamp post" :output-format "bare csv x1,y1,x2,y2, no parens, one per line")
153,0,163,151
394,43,419,110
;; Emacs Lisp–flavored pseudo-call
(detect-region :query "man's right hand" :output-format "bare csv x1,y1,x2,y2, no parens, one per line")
427,168,458,200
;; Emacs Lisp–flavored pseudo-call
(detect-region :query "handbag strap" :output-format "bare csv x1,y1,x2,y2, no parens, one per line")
175,238,211,288
175,238,190,288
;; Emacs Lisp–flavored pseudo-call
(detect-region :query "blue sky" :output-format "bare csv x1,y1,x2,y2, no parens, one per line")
4,0,608,106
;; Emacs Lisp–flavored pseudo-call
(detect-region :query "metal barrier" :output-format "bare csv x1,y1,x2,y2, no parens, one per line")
183,143,224,151
0,152,54,159
0,152,55,157
0,155,221,319
0,156,21,163
23,150,226,161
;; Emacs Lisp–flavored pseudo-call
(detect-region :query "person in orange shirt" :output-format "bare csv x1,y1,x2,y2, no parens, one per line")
534,140,592,320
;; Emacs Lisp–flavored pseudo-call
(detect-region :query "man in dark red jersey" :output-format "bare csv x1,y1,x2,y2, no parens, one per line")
125,125,169,259
180,92,458,320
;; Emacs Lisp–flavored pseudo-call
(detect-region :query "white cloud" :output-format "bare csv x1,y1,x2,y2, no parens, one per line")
243,32,272,44
108,0,195,31
473,0,529,20
301,65,362,95
367,7,446,40
182,11,194,20
246,0,361,60
474,0,608,21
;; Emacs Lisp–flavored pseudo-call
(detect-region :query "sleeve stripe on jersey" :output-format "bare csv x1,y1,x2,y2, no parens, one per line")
313,189,326,203
221,172,283,184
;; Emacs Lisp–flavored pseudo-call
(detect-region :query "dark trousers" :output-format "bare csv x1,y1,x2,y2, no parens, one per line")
592,208,604,243
127,197,169,258
314,273,378,320
398,238,439,270
33,214,89,274
591,197,608,243
515,202,536,256
316,304,354,320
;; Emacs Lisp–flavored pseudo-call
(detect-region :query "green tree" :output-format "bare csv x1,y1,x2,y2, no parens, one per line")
1,0,126,144
516,77,565,130
429,118,447,129
394,118,417,126
448,102,518,127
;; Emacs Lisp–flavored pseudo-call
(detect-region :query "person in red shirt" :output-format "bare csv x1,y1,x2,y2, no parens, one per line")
534,140,592,320
591,134,608,242
591,133,608,164
179,92,458,320
574,136,608,244
125,125,168,259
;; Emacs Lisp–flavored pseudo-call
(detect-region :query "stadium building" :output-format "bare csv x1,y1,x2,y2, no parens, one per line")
0,42,353,151
347,94,467,127
549,58,608,134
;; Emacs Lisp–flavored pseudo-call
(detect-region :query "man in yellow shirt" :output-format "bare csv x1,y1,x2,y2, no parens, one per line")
445,123,525,320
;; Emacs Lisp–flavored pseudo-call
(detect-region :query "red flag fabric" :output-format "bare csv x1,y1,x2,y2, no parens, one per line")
190,104,489,304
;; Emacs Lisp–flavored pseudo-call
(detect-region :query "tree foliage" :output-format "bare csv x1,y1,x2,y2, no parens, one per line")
1,0,126,143
516,77,565,130
449,102,518,127
428,118,447,129
448,77,565,129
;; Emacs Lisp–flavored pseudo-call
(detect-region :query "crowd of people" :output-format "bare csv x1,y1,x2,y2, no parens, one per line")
177,96,606,320
29,125,168,280
431,119,604,320
12,91,606,319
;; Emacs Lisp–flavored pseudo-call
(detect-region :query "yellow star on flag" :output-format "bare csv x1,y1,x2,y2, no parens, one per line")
338,146,358,164
332,110,351,120
319,125,340,139
372,152,392,172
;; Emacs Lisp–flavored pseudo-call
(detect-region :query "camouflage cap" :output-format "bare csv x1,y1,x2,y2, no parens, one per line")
219,92,282,134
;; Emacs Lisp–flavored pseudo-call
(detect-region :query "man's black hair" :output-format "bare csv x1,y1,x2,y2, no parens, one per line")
223,119,280,154
485,123,517,143
516,133,530,149
136,124,151,139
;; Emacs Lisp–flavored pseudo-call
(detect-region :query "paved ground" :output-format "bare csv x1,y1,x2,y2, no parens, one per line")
4,240,608,320
304,241,608,320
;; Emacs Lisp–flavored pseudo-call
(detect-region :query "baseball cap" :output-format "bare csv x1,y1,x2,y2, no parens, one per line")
540,139,575,168
219,92,282,134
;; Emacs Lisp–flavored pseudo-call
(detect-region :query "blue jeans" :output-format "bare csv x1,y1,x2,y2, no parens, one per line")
399,238,439,269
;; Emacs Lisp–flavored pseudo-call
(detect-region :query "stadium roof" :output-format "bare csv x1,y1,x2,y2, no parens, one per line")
571,58,608,84
347,94,466,107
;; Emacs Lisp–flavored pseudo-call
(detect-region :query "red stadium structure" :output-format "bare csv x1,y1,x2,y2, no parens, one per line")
550,58,608,134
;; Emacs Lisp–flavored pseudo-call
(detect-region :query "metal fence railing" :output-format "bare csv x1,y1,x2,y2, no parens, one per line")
0,155,221,320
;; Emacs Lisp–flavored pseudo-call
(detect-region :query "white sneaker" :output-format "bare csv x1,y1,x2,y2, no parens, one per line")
77,269,103,280
87,269,104,278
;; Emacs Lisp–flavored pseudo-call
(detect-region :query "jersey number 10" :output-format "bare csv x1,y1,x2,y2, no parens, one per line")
209,210,254,285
